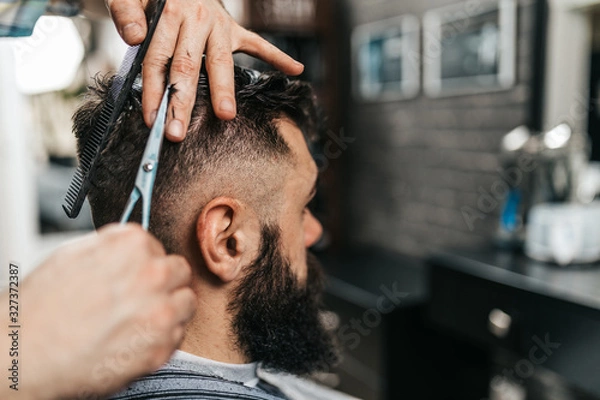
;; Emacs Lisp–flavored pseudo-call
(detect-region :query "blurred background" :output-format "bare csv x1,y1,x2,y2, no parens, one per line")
1,0,600,399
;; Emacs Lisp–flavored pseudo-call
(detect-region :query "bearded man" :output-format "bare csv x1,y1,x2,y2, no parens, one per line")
73,65,356,400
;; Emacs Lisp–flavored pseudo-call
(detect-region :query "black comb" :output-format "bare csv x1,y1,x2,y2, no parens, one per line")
63,0,167,218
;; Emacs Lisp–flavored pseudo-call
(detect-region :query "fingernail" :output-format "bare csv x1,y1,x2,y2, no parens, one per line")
219,99,235,114
150,110,157,124
167,120,184,140
122,23,143,40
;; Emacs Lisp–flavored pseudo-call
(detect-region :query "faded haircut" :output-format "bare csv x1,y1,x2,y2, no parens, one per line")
72,66,322,253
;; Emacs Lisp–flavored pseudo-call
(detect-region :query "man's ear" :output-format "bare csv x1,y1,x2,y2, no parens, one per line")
196,197,260,283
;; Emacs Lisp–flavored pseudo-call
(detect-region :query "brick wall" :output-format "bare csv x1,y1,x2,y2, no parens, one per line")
340,0,540,256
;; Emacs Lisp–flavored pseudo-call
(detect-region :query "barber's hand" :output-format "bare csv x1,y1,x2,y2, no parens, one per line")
106,0,305,141
16,224,196,400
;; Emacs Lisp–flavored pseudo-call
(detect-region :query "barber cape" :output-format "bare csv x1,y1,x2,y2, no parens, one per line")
109,351,360,400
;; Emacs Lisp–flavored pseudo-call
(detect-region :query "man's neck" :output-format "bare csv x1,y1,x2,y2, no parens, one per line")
179,283,248,365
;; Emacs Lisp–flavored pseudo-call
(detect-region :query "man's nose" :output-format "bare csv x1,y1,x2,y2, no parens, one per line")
305,211,323,248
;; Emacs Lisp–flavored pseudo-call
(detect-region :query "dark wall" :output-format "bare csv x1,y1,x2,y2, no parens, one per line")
340,0,541,256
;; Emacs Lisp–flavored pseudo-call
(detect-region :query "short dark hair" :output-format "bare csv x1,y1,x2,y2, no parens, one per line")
73,66,321,253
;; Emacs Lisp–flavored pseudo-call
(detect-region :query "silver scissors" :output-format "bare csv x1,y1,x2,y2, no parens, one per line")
120,85,171,230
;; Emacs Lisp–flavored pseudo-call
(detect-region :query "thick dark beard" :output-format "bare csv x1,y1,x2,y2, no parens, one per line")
228,225,338,375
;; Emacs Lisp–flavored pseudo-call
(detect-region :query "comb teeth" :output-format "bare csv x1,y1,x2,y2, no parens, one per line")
62,98,116,218
62,0,167,219
62,169,85,218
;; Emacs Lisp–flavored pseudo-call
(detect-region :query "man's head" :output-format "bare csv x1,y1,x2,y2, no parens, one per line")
73,66,337,375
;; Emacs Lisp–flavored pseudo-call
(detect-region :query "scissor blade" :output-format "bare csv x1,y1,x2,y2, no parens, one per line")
120,189,141,226
137,86,170,176
121,85,170,229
